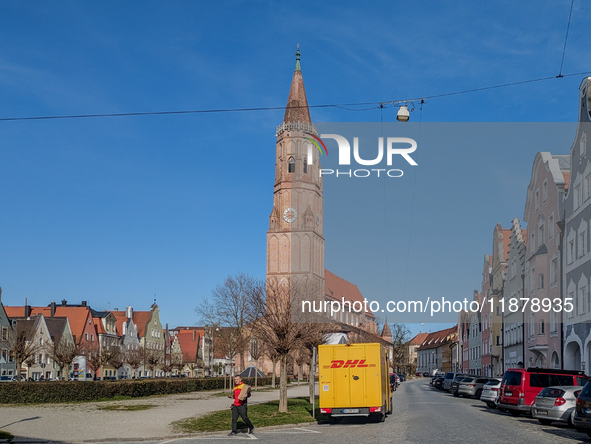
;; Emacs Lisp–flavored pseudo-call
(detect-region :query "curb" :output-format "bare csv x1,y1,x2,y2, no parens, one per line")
5,421,323,443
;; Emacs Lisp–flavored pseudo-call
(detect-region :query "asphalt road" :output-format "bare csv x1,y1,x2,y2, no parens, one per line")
5,379,591,444
97,379,591,444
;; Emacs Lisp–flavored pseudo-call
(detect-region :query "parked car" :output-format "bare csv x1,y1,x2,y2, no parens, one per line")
498,368,588,416
0,376,13,382
451,375,473,397
433,376,445,390
422,372,430,377
480,379,501,408
532,386,581,426
443,372,467,392
458,377,490,398
574,380,591,437
397,374,406,382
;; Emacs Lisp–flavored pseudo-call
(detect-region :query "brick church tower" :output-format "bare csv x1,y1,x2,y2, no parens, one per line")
266,49,325,297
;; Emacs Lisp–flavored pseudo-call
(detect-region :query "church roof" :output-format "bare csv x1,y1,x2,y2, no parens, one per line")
381,322,392,338
325,269,375,318
283,48,311,124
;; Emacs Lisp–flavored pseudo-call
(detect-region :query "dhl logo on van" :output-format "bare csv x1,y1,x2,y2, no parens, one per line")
325,359,377,369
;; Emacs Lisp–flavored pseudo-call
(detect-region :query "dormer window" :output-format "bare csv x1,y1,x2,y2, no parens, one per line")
288,157,295,173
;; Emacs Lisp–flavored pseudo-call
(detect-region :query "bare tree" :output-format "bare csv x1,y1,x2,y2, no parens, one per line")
249,336,262,389
390,323,411,372
125,347,143,379
301,322,337,403
145,348,161,377
214,327,246,379
249,277,311,413
292,347,309,386
196,274,258,373
50,337,82,381
0,320,43,381
107,347,126,380
265,345,280,389
85,342,111,380
171,350,184,376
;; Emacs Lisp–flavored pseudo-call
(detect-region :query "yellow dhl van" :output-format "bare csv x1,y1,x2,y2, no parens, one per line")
318,343,392,422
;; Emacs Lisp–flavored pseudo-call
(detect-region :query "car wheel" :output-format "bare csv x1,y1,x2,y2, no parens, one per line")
475,389,482,399
509,411,521,417
538,419,553,426
453,392,459,397
586,431,591,438
486,402,496,409
498,407,508,413
568,409,575,427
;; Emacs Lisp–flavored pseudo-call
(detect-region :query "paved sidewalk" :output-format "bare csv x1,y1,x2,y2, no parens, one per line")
0,384,314,443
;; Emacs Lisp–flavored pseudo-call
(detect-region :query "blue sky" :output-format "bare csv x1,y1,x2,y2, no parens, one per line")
1,1,590,338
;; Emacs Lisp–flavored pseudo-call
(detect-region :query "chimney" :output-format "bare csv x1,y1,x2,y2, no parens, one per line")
81,301,87,307
61,299,67,306
126,306,133,319
114,308,118,311
25,304,32,319
193,330,196,341
50,301,56,317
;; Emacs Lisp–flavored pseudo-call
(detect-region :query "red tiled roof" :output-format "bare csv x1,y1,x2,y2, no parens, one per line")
325,269,375,318
417,326,457,351
111,311,128,336
564,172,571,190
5,306,93,341
93,317,106,335
177,330,200,362
133,311,151,338
409,332,429,345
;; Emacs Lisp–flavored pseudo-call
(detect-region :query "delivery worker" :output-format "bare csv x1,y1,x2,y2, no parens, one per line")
228,375,254,436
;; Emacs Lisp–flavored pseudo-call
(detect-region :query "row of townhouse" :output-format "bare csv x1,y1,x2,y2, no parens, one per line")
0,294,205,380
457,77,591,377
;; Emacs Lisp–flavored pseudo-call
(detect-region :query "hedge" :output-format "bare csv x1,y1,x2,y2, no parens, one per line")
0,376,284,404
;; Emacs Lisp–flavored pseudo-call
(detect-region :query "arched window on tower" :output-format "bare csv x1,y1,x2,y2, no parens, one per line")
288,157,295,173
303,157,308,174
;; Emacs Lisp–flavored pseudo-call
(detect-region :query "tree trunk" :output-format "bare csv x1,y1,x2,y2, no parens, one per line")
271,358,277,388
298,364,302,386
254,363,258,390
309,352,315,404
279,354,288,413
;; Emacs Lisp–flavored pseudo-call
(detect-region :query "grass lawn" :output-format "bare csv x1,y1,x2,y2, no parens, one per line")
0,430,13,441
173,397,327,433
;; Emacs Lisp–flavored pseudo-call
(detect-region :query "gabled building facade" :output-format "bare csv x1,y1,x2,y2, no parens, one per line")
524,152,570,369
563,77,591,372
503,218,527,371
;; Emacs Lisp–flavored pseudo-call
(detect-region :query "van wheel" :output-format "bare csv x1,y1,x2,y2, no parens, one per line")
379,405,386,422
509,411,521,417
538,419,553,426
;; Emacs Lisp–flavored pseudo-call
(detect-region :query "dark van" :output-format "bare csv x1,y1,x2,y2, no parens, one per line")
498,368,587,416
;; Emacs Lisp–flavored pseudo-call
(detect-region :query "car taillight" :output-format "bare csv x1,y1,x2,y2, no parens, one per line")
554,398,566,407
519,391,525,398
577,398,584,406
369,407,382,413
469,384,475,388
320,408,332,414
491,388,498,392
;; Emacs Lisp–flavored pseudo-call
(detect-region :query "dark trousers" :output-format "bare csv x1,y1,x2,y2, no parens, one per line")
231,404,253,432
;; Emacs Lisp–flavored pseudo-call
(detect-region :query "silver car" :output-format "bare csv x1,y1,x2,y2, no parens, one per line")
480,379,501,408
532,386,582,426
457,376,490,398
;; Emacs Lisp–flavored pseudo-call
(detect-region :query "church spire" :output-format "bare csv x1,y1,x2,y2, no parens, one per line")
283,45,311,124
